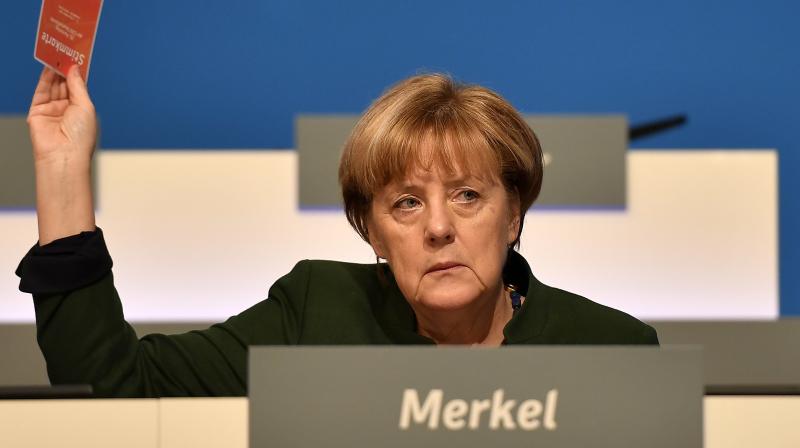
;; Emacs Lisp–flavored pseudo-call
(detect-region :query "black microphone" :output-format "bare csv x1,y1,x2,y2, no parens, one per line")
629,114,688,141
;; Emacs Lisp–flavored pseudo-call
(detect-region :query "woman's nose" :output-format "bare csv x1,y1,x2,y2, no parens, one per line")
424,203,455,245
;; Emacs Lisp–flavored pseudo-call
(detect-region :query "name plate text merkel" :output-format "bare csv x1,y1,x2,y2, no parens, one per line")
249,347,702,448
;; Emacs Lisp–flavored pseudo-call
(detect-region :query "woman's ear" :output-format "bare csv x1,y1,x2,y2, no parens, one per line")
507,190,522,246
507,212,521,246
369,236,387,260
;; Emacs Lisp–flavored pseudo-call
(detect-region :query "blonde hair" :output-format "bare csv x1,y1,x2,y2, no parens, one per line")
338,73,543,246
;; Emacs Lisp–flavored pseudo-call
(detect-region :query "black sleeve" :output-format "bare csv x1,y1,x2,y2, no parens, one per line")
16,227,112,295
15,228,304,397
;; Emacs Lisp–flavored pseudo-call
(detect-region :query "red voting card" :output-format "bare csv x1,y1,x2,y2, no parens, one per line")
34,0,104,80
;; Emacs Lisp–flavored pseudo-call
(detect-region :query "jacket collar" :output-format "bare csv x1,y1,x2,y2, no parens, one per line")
501,250,550,343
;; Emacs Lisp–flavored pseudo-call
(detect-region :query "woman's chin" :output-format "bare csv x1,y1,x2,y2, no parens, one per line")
415,280,485,311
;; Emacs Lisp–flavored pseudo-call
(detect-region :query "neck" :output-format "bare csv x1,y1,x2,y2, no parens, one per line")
415,284,513,346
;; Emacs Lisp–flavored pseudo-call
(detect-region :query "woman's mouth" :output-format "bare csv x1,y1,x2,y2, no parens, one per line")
426,262,465,274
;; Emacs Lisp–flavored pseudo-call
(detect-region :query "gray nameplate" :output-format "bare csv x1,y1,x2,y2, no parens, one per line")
249,346,702,448
0,115,98,210
296,114,627,210
0,116,37,209
525,115,627,208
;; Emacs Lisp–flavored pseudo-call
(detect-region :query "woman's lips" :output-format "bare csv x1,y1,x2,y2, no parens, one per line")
426,262,465,274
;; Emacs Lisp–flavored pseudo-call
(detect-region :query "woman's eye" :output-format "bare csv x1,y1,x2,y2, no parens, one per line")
455,190,479,203
395,197,421,209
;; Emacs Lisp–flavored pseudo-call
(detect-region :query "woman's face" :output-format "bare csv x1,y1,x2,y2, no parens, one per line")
368,163,520,312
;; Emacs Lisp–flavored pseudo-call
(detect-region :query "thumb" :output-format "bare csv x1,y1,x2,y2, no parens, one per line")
66,65,93,109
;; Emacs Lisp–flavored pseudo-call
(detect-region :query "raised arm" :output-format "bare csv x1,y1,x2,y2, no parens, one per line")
27,66,96,245
20,67,302,397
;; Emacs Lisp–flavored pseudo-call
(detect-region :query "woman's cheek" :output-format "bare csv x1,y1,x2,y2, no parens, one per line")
391,260,420,300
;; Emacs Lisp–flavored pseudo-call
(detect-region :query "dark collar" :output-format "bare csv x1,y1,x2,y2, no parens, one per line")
501,250,550,343
373,250,549,345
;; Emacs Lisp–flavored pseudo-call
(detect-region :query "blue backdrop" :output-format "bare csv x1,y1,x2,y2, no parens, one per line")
2,1,797,315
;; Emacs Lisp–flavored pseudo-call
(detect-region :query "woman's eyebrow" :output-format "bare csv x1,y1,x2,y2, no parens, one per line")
380,182,422,199
444,175,490,187
389,175,488,192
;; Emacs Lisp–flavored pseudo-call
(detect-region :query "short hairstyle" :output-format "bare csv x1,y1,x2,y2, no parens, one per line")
338,73,543,247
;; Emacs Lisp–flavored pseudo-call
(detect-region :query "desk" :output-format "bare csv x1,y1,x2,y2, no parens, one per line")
0,397,797,447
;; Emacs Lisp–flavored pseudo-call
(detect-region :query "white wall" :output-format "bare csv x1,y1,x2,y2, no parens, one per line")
0,150,777,322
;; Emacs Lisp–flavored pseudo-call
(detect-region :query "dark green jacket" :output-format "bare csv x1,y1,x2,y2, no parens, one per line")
19,229,658,398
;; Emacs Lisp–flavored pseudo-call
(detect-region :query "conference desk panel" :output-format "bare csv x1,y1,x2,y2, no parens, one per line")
0,397,796,448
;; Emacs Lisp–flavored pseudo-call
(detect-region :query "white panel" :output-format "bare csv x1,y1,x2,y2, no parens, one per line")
160,398,247,448
705,397,800,448
0,150,777,322
0,399,159,448
522,151,778,319
0,396,796,447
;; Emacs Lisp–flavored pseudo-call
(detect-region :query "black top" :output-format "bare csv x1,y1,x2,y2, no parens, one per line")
17,228,658,397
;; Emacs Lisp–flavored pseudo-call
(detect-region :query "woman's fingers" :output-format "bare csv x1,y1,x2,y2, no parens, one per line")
31,65,91,109
59,77,68,100
29,99,70,118
66,65,93,109
31,67,57,108
50,77,59,101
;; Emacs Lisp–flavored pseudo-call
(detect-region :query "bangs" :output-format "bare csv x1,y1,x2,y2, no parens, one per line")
355,110,502,197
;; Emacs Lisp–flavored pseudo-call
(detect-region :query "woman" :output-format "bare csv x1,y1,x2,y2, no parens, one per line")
18,66,657,398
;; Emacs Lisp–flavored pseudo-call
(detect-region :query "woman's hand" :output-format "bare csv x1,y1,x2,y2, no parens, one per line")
28,66,97,165
28,66,97,245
